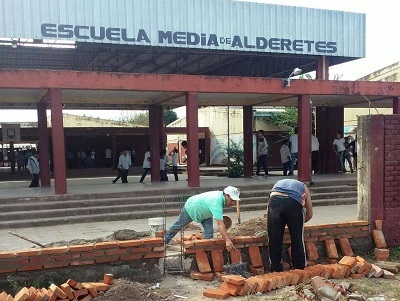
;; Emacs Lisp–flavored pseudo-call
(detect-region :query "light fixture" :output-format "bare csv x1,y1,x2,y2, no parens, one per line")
282,67,303,87
11,40,18,49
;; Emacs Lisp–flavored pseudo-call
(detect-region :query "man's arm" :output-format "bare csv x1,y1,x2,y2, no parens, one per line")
332,142,338,154
216,219,233,251
304,186,313,223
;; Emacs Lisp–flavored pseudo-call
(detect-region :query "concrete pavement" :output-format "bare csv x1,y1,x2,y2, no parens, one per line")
0,204,358,252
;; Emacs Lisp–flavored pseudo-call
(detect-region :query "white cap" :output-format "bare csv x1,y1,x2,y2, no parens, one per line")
223,186,240,201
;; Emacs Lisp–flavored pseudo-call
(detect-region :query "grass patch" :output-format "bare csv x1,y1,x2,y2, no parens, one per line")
390,247,400,261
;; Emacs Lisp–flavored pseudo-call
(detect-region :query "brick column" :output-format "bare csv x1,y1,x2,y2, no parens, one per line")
37,101,51,187
393,97,400,114
243,106,254,177
149,105,162,182
297,95,312,183
186,92,200,187
316,56,329,80
49,89,67,194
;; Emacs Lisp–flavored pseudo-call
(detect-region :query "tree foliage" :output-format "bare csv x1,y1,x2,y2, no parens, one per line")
163,109,178,125
119,108,178,126
265,107,298,134
226,140,244,178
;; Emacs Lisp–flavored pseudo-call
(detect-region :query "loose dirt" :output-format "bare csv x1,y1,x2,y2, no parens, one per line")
228,217,267,237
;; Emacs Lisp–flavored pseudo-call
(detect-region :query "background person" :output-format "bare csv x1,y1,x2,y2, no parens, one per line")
267,179,313,272
288,127,298,176
169,147,179,181
139,148,151,183
164,186,241,250
280,140,291,176
333,132,346,173
27,151,40,188
253,130,269,178
112,149,131,184
311,134,320,175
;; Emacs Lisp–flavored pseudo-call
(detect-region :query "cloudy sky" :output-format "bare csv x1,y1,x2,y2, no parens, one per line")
0,0,398,122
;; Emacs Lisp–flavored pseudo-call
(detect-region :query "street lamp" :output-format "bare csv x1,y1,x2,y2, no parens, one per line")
282,67,303,87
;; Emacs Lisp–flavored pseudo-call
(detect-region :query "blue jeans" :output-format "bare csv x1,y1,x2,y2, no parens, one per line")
164,208,214,244
338,151,345,172
290,153,298,174
283,161,291,176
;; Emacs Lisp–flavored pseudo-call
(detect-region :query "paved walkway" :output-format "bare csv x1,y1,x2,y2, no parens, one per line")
0,204,358,252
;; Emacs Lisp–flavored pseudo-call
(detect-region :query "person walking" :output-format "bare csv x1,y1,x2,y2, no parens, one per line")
311,135,320,175
253,130,269,178
343,136,354,173
164,186,241,250
27,151,40,188
288,128,298,175
267,179,313,272
346,135,357,171
160,150,168,181
139,148,151,183
112,149,131,184
169,147,179,181
280,140,291,176
333,132,346,173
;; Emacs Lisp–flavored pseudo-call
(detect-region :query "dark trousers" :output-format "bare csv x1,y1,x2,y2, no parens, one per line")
160,170,168,181
267,195,306,272
282,161,290,176
29,174,40,187
256,154,269,176
311,151,319,174
140,168,151,182
172,166,178,181
114,169,128,183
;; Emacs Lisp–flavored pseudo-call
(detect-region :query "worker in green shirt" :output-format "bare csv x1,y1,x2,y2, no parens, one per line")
164,186,240,251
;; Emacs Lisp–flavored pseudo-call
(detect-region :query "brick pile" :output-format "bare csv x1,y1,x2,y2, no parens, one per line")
0,238,164,275
0,274,113,301
372,220,390,261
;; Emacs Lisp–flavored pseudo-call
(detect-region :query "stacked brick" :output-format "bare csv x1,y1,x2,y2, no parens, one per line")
373,220,390,261
0,274,112,301
0,238,164,275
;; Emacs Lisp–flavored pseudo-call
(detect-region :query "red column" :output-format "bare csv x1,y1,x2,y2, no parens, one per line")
49,89,67,194
316,56,329,80
37,101,51,187
205,129,211,166
394,97,400,114
149,105,161,182
111,132,117,169
186,92,200,187
243,106,254,177
297,95,312,183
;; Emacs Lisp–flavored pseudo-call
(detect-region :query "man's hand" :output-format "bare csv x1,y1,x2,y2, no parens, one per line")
225,239,233,251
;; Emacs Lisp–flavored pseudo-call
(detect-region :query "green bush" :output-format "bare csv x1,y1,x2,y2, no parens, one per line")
226,140,244,178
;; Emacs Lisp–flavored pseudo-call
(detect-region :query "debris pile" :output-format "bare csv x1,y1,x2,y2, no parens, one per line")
0,274,113,301
227,217,266,237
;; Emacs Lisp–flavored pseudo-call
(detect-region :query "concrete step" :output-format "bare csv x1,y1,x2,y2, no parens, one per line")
0,197,357,228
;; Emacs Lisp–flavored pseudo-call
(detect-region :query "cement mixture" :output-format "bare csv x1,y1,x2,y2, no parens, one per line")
228,217,267,237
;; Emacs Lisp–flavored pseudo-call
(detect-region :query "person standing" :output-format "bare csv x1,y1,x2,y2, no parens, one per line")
253,130,269,178
164,186,241,250
346,135,357,171
169,147,179,181
267,179,313,272
160,150,168,181
288,128,298,176
333,132,347,173
112,149,131,184
17,151,26,174
280,140,291,176
139,148,151,183
311,135,320,175
105,148,112,168
27,152,40,188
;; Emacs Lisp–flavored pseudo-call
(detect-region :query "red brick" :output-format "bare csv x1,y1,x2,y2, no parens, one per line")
17,265,43,272
352,221,369,227
215,271,227,282
15,249,42,257
153,246,165,252
374,248,390,261
0,252,15,259
221,275,246,286
193,239,215,247
82,283,99,297
249,266,264,275
103,274,114,285
211,249,225,272
349,273,364,279
253,236,267,243
229,248,242,264
43,261,70,269
94,242,119,250
338,256,357,268
248,245,263,268
49,284,68,300
95,255,120,263
70,259,95,266
372,230,387,248
105,249,129,256
203,288,230,299
338,238,354,256
220,281,242,296
190,271,213,281
67,279,83,289
41,246,69,255
305,242,319,261
196,251,212,273
87,282,110,291
53,254,80,261
120,254,143,261
0,267,16,273
183,241,195,248
76,250,104,258
128,247,152,253
324,239,338,259
72,289,89,298
337,222,355,228
237,282,252,296
143,252,165,258
141,238,163,245
14,287,29,301
60,284,74,300
69,244,94,252
118,240,144,247
232,236,255,244
79,295,94,301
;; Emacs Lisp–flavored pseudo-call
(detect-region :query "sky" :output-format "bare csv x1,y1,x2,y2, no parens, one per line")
1,0,399,123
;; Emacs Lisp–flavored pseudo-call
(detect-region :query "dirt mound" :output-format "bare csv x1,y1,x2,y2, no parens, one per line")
93,279,174,301
228,217,267,237
45,229,148,247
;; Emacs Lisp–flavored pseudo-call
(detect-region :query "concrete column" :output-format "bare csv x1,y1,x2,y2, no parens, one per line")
186,92,200,187
149,105,161,182
393,97,400,114
316,107,344,174
9,142,15,173
37,101,51,187
205,129,211,166
243,105,254,177
316,56,329,80
49,89,67,194
297,95,312,183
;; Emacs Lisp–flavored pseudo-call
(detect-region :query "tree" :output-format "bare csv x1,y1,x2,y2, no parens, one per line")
265,107,298,134
225,140,244,178
164,109,178,125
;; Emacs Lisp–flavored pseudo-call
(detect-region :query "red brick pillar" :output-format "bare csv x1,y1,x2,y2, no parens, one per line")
49,89,67,194
243,106,253,177
297,95,312,183
149,105,162,182
186,92,200,187
393,97,400,114
37,101,51,187
316,56,329,80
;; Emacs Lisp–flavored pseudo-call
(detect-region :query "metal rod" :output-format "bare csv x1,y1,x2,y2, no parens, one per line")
8,231,46,248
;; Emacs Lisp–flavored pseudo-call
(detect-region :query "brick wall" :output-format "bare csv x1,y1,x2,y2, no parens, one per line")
0,238,163,275
359,115,400,247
